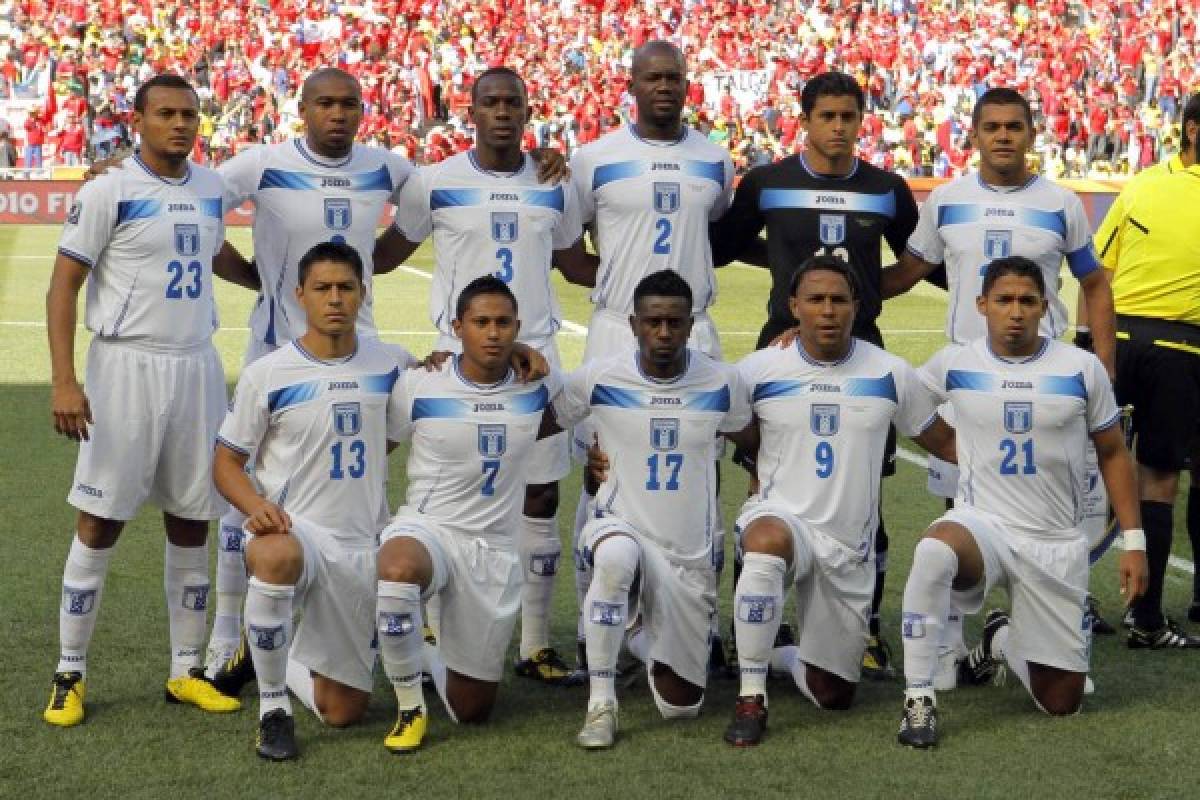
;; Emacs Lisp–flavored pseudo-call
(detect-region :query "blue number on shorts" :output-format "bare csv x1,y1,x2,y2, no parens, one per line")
814,441,835,478
645,452,683,490
330,440,366,480
999,438,1036,475
481,459,501,496
165,260,202,299
495,247,514,283
653,218,672,254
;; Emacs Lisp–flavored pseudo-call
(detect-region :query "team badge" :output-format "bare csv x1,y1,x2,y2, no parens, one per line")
819,214,846,245
66,201,82,225
649,418,679,451
983,229,1012,261
1003,401,1033,434
810,404,840,436
332,402,362,436
529,552,559,577
219,524,244,553
378,611,414,637
62,586,96,616
737,594,776,624
491,211,519,243
182,584,209,611
324,198,352,230
249,624,287,651
590,601,624,626
653,182,680,214
478,424,507,457
902,611,926,639
173,223,200,256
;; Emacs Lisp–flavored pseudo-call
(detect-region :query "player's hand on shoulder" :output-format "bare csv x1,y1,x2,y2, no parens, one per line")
83,151,129,182
531,147,569,184
418,350,453,372
769,326,801,349
245,500,291,537
511,343,549,382
50,381,92,441
586,434,610,492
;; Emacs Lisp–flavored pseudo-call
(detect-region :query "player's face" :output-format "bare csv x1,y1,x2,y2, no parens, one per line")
801,94,863,164
301,75,363,157
297,259,363,336
134,87,199,161
631,51,687,129
470,75,530,152
789,269,857,358
630,296,693,374
977,274,1047,354
453,293,520,375
971,103,1033,179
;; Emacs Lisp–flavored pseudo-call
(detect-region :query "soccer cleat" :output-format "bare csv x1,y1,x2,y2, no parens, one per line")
1086,595,1116,636
575,701,618,750
256,709,298,761
43,671,86,727
165,668,242,712
384,706,427,754
932,646,967,691
211,635,256,698
897,694,938,748
861,635,895,680
205,636,240,678
1122,608,1136,629
514,647,577,686
1127,618,1200,649
723,694,768,747
958,609,1009,686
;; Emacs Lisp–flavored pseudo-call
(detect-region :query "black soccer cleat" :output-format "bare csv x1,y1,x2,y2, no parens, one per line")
1127,618,1200,649
958,609,1008,686
211,634,256,698
897,695,938,749
255,709,298,761
723,694,768,747
862,634,895,680
1086,595,1116,635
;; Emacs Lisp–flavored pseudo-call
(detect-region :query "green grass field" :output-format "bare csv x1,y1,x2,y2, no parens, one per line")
1,225,1195,799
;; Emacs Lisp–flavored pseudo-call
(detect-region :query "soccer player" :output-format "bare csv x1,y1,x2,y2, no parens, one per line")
379,67,593,683
373,276,560,753
709,71,924,677
896,256,1147,749
547,270,751,749
724,256,954,747
42,74,249,727
212,242,416,760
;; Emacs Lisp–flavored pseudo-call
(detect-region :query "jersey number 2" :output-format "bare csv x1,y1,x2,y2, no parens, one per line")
165,260,202,299
653,218,672,254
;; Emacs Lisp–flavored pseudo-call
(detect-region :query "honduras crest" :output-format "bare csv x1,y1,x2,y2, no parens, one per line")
63,586,97,616
332,402,362,436
737,594,776,624
810,404,840,436
984,229,1012,261
249,624,287,651
182,584,209,611
377,611,414,637
174,223,200,256
324,198,352,230
1003,401,1033,434
653,182,680,214
650,418,679,451
491,211,519,243
819,214,846,245
478,424,507,457
590,601,624,626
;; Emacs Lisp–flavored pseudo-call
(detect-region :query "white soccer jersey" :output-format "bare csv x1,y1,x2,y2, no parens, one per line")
906,174,1100,342
220,139,414,345
554,349,751,566
217,338,416,545
919,337,1119,536
394,151,583,343
570,126,734,314
391,358,556,546
737,339,936,556
58,155,227,350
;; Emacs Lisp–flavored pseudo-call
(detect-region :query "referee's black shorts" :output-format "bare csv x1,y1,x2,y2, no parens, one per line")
1114,315,1200,471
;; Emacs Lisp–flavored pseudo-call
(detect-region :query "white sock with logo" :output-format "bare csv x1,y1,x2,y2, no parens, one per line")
733,552,787,701
583,535,638,710
245,577,294,718
165,542,209,678
57,534,114,676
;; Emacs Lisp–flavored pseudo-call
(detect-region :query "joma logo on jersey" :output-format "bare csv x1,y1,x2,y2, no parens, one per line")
474,402,505,412
651,162,680,171
650,418,680,451
737,594,776,624
650,396,681,406
1001,380,1033,389
489,192,520,201
816,195,846,205
811,404,840,436
321,177,351,188
653,182,680,214
333,402,362,436
491,212,519,243
984,230,1012,260
329,381,359,390
63,586,97,615
168,203,196,212
810,383,841,393
478,424,507,457
324,198,352,230
1003,402,1033,434
819,214,846,245
985,208,1016,217
378,611,414,637
174,224,200,256
74,482,103,498
182,585,209,611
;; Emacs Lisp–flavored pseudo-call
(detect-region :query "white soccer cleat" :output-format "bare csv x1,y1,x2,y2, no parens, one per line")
576,701,618,749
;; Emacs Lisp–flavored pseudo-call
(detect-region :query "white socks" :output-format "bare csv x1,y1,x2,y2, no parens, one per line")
245,577,294,718
901,538,957,695
164,542,209,679
57,535,113,676
212,515,248,643
377,580,426,712
733,552,787,700
573,488,594,648
583,534,639,710
517,514,560,659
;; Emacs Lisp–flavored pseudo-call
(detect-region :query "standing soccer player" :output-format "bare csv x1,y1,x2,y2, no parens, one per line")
723,255,952,746
43,75,249,727
896,256,1147,748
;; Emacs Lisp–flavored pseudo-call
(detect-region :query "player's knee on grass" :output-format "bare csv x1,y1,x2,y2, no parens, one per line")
313,676,370,727
523,481,559,518
75,511,124,549
377,536,434,591
649,663,703,719
803,664,856,711
1029,664,1085,716
741,518,794,565
245,533,304,585
921,522,985,591
445,671,499,724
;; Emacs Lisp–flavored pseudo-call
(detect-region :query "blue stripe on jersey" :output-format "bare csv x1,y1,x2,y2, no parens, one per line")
845,374,898,402
116,199,162,224
592,160,646,190
591,384,730,411
946,370,997,392
510,385,550,414
258,165,394,192
430,188,483,209
360,367,401,394
1040,373,1087,399
688,386,731,412
936,204,1067,237
410,389,547,419
752,380,807,402
591,384,642,408
683,160,726,186
758,189,896,217
1065,244,1100,278
411,397,468,420
197,197,224,219
268,380,321,412
429,186,565,212
523,186,565,212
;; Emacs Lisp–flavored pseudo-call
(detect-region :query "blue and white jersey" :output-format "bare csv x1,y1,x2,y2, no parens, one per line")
906,174,1100,342
58,155,227,350
390,359,557,547
220,139,414,345
737,339,935,556
919,337,1119,537
217,338,416,545
569,126,734,314
393,151,583,344
554,349,751,566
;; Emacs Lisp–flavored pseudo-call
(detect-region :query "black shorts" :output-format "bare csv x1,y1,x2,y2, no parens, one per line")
1114,316,1200,471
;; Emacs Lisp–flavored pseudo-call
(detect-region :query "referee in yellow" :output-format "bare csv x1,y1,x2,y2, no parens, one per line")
1094,94,1200,649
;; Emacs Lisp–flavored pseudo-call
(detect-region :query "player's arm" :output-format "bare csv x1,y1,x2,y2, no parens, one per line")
708,170,766,267
881,249,939,299
728,235,768,268
911,414,956,464
724,417,761,475
1077,266,1116,380
212,442,291,536
373,225,421,275
584,433,608,495
553,238,599,287
212,240,261,290
46,252,92,441
1091,422,1148,601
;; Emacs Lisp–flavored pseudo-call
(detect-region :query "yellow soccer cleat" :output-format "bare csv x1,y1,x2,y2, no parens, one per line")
43,671,86,727
384,706,427,754
514,647,576,685
165,668,242,713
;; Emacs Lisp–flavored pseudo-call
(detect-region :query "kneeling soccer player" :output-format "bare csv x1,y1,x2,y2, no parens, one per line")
897,256,1148,748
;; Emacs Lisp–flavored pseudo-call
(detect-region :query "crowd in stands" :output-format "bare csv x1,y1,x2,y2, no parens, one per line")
1,0,1197,178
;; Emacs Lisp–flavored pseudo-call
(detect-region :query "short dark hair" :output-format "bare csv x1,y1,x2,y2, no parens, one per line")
788,254,859,298
971,87,1033,129
981,255,1046,298
471,67,526,104
134,74,198,112
633,269,693,312
456,275,518,320
297,241,364,286
1181,94,1200,154
800,71,865,115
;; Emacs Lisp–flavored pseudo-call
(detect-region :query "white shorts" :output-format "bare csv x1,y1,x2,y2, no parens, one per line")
381,516,522,682
579,516,717,688
69,338,227,521
736,502,874,683
435,333,569,485
942,506,1090,674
